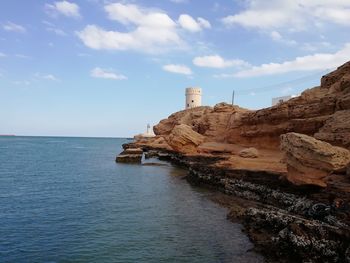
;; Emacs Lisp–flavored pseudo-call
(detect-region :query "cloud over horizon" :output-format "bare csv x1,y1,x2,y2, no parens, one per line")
226,43,350,78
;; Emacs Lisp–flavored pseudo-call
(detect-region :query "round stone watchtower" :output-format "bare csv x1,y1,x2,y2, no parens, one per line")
185,87,202,109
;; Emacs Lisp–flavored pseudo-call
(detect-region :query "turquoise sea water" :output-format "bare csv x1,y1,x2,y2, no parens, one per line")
0,136,262,262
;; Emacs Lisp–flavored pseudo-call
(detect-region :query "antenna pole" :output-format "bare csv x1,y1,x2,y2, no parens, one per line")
232,90,235,105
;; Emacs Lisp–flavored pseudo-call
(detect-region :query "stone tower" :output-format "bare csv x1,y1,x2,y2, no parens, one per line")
185,87,202,109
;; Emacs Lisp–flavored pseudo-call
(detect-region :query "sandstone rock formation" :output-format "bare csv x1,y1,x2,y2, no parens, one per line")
116,148,143,163
127,61,350,261
134,61,350,188
153,103,250,142
239,147,259,158
314,110,350,148
165,124,205,154
152,61,350,151
281,132,350,187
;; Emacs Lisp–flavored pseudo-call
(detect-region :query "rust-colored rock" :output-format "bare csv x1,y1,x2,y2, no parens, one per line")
137,61,350,187
314,110,350,148
151,61,350,151
165,124,205,154
281,132,350,187
239,147,259,158
153,103,250,142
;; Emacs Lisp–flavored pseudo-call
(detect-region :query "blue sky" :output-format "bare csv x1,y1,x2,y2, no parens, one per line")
1,0,349,137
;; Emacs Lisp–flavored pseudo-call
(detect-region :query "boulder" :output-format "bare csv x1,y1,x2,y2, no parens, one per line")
239,147,259,158
281,132,350,187
165,124,205,154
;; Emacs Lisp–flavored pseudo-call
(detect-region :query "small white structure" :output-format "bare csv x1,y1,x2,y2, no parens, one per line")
272,95,293,106
135,124,155,140
185,87,202,109
143,123,155,137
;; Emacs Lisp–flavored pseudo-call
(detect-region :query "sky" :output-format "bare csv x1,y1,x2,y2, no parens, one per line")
0,0,349,137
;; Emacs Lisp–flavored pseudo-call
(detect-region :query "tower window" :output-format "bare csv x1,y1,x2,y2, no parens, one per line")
192,100,194,103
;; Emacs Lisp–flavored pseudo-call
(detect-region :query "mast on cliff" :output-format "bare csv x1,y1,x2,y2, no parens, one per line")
232,90,235,105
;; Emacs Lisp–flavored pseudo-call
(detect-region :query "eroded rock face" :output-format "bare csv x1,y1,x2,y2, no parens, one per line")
314,110,350,148
239,147,259,158
152,61,350,151
153,103,250,142
165,124,205,154
281,132,350,187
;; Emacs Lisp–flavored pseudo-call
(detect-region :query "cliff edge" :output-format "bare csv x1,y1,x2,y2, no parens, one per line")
120,61,350,262
136,61,350,189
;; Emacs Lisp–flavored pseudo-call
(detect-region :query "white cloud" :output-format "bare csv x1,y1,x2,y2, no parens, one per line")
270,31,282,41
234,43,350,77
91,67,127,80
78,3,184,53
0,52,6,57
193,55,249,68
197,18,211,29
3,22,26,33
222,0,350,30
163,64,193,75
35,73,59,81
178,14,211,32
270,31,297,46
301,41,331,52
45,1,81,18
46,27,67,36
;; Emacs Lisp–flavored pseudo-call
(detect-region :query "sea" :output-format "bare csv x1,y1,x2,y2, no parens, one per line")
0,136,263,262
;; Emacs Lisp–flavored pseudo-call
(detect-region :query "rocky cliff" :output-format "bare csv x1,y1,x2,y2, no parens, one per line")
119,61,350,262
143,61,350,189
153,61,350,151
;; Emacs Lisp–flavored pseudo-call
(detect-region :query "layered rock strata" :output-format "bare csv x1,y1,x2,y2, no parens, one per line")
116,147,143,163
115,62,350,262
281,132,350,187
153,61,350,150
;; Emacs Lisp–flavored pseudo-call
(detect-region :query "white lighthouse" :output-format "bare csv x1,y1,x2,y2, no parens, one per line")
185,87,202,109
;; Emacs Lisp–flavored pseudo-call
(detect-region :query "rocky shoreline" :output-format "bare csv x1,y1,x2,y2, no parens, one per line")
116,62,350,262
118,144,350,262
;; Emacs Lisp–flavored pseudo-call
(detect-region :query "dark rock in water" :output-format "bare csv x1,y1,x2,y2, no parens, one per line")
116,155,142,163
242,206,350,263
144,150,159,159
142,162,169,167
116,148,143,163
